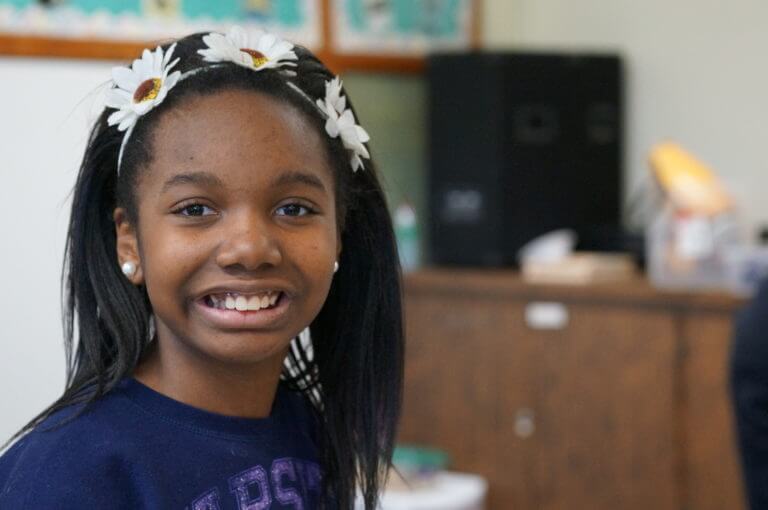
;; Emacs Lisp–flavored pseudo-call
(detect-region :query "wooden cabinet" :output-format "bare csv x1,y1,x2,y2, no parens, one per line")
681,311,745,510
398,270,747,510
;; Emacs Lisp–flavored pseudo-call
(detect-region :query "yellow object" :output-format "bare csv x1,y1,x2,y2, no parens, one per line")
141,0,181,18
649,142,731,216
244,0,272,14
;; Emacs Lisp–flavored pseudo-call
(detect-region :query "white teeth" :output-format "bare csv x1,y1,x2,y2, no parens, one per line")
209,292,281,311
247,295,262,311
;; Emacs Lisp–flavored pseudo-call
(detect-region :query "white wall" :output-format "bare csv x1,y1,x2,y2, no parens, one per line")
483,0,768,234
0,58,110,442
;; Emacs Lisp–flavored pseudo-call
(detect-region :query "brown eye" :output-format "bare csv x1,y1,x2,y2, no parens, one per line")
276,203,313,217
175,203,215,217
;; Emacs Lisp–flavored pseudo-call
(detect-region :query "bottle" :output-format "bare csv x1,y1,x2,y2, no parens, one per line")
394,202,420,272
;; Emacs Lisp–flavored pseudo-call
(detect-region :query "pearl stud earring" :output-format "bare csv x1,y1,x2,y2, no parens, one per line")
333,261,339,274
121,261,137,278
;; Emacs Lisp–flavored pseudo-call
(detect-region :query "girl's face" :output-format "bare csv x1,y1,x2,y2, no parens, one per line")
115,88,340,373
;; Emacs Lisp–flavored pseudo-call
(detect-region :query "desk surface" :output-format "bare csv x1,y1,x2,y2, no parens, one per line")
404,268,746,312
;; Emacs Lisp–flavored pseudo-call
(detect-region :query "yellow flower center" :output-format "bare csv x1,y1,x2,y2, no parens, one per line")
133,78,162,103
241,48,269,67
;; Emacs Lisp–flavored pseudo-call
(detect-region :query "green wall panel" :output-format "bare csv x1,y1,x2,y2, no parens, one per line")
342,72,427,244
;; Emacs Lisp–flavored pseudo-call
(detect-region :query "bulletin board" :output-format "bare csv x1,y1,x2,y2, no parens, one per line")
0,0,481,73
332,0,474,55
0,0,321,46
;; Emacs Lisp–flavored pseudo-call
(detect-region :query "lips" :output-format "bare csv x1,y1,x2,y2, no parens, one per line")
193,284,294,330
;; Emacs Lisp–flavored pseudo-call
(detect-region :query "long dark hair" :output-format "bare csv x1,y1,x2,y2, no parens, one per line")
7,33,404,509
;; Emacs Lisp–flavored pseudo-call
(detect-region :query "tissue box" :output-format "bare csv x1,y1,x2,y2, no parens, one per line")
522,252,637,285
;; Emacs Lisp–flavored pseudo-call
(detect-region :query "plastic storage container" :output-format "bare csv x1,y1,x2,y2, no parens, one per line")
646,205,740,290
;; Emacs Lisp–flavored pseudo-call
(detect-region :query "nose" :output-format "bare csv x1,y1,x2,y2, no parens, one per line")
215,211,283,272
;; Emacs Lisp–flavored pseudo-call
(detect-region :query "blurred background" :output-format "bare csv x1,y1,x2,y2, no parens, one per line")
2,1,768,508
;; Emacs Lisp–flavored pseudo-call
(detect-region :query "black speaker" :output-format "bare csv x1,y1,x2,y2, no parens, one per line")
427,52,623,266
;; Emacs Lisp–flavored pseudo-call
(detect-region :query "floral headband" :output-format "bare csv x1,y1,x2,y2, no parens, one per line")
106,26,370,174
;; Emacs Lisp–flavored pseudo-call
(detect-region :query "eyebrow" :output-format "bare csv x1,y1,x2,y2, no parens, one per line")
160,170,328,194
271,171,328,193
161,172,224,193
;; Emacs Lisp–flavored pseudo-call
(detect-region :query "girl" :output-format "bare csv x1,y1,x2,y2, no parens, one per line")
0,27,403,509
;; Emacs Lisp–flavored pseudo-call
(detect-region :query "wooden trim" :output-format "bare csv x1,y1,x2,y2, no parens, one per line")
470,0,483,49
0,34,154,61
319,0,332,56
320,52,424,74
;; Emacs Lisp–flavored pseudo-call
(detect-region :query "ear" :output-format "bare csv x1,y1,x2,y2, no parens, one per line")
114,207,144,285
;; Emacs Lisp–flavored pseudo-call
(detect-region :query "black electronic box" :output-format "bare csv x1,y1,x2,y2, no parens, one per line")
427,52,623,266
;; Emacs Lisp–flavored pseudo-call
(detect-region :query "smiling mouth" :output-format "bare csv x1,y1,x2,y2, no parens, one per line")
203,291,284,312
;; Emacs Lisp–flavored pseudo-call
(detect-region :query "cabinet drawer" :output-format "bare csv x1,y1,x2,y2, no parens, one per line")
400,293,680,510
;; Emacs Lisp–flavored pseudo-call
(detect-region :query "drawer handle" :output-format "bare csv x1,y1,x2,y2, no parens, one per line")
525,302,569,330
515,408,536,439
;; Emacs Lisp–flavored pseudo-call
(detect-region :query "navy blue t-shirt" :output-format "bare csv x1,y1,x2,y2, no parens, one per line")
0,378,325,509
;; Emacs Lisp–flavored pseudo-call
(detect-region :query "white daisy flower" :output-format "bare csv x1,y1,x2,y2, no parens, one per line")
105,43,181,133
198,26,297,72
317,96,371,172
324,77,346,114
